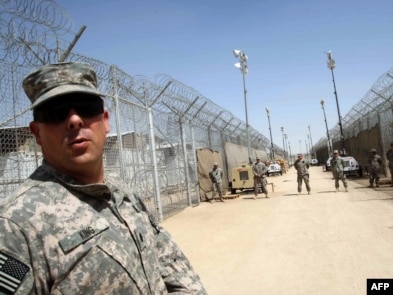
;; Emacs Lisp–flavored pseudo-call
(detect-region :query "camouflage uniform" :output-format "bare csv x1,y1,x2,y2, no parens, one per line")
0,161,207,294
331,155,348,191
294,155,311,194
386,144,393,186
252,160,268,197
368,150,383,187
208,166,224,202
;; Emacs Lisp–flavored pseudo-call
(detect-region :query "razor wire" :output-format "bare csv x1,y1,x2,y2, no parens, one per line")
0,0,74,65
315,66,393,165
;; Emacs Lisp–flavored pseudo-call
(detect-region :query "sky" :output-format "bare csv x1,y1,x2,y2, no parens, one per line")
55,0,393,154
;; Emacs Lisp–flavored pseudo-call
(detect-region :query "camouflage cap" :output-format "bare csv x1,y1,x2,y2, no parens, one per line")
371,148,376,152
22,62,102,109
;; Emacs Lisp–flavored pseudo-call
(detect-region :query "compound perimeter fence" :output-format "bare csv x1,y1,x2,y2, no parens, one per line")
0,54,274,222
314,67,393,175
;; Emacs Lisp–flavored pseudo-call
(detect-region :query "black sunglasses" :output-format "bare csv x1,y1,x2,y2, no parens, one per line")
34,95,104,124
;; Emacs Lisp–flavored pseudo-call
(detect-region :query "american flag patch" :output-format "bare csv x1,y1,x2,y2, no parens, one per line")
0,251,29,294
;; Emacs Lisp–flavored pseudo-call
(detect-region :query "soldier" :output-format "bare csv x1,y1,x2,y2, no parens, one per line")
331,150,348,192
368,148,383,188
294,153,311,195
385,142,393,187
0,62,206,294
252,157,269,199
209,161,224,202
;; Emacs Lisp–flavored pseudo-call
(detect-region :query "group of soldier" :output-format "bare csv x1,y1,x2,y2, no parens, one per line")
209,142,393,201
331,143,393,190
208,158,270,202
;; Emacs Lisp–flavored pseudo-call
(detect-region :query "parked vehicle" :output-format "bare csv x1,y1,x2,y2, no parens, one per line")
310,158,319,166
229,164,254,194
342,156,363,177
267,161,282,177
325,157,332,171
325,156,362,177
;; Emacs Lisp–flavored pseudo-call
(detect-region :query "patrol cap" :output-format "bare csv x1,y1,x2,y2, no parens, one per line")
371,148,376,152
333,150,338,154
22,62,103,109
256,157,260,160
297,153,302,156
213,162,218,166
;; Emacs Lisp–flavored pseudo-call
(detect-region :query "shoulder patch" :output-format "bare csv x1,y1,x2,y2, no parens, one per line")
0,251,29,294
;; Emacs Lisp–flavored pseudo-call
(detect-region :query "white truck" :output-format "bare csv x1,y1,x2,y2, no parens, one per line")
266,161,282,177
326,156,362,177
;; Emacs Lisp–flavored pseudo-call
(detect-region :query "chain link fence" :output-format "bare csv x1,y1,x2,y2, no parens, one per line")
315,67,393,174
0,57,277,222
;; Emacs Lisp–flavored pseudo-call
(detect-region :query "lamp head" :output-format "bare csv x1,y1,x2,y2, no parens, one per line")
234,62,241,69
265,107,269,114
326,50,333,61
233,49,241,58
326,51,336,69
320,99,325,106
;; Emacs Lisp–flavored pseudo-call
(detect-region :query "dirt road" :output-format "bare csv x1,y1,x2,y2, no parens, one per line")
162,166,393,295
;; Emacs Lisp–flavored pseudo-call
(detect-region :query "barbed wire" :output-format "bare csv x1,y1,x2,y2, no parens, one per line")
0,0,73,65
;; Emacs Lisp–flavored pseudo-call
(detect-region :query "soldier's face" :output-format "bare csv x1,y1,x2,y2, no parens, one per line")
29,99,110,183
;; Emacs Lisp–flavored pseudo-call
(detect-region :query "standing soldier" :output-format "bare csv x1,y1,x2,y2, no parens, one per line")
368,148,383,188
0,62,206,294
252,157,269,199
331,150,348,192
294,153,311,195
386,142,393,187
209,162,224,202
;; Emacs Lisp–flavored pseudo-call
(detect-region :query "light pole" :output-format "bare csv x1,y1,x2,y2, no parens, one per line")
265,107,275,159
326,50,345,155
280,126,286,161
288,141,292,167
299,139,302,154
305,139,309,161
320,99,333,156
233,49,252,164
308,125,315,159
284,134,289,162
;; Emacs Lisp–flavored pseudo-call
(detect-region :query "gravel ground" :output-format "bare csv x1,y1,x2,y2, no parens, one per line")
162,166,393,295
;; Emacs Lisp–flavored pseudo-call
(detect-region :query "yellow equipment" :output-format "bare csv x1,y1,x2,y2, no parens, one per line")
229,164,254,194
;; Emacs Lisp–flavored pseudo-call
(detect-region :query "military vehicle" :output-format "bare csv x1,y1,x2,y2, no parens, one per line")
325,156,362,177
229,164,254,194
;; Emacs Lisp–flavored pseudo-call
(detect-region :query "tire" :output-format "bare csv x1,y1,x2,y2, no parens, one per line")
280,171,283,176
231,188,236,194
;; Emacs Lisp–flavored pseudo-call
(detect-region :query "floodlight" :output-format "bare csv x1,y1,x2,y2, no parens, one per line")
326,51,335,70
233,49,241,58
326,50,332,61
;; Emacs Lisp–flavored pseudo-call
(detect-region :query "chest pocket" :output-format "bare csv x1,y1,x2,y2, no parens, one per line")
55,218,152,294
59,218,109,253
